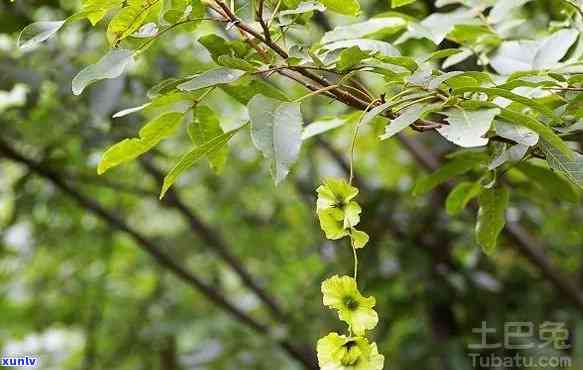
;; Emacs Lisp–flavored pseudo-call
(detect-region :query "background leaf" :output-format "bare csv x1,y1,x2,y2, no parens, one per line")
476,186,509,255
322,18,406,43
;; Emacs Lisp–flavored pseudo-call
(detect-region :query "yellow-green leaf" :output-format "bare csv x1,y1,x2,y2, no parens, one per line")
160,125,245,198
318,0,360,16
98,112,184,174
188,106,229,174
80,0,124,25
107,1,157,45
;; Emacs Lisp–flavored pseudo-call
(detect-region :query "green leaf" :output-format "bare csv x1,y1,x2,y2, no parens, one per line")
361,101,392,127
515,162,580,203
375,55,418,72
453,87,558,121
248,95,304,184
424,48,463,62
302,116,349,140
437,108,499,148
489,0,532,24
98,112,184,174
476,187,509,255
444,75,479,89
336,47,370,72
564,93,583,119
495,120,539,146
72,49,134,95
322,39,400,57
497,108,572,158
322,17,406,43
395,8,477,45
318,0,360,16
448,25,500,45
160,125,245,198
442,48,473,69
107,1,158,45
188,106,229,173
488,144,529,170
160,0,204,26
80,0,124,25
391,0,416,8
147,77,190,98
408,69,463,89
217,55,257,72
177,68,246,91
490,41,538,75
540,140,583,188
533,29,579,70
412,152,487,196
221,77,289,105
198,35,232,63
143,92,195,116
17,21,66,50
446,181,481,216
379,103,428,140
278,1,327,26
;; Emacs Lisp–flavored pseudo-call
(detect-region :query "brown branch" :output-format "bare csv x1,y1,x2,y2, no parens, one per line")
212,0,376,111
214,0,288,59
256,0,272,44
0,138,318,370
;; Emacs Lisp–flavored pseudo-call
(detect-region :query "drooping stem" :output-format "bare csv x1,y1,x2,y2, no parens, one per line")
352,242,358,281
349,100,377,185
